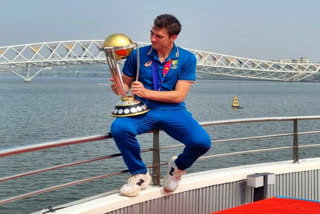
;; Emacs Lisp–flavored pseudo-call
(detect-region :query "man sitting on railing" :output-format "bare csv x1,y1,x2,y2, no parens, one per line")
110,14,211,197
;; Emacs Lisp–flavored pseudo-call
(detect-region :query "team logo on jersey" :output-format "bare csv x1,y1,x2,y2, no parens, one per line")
144,60,152,67
171,60,178,69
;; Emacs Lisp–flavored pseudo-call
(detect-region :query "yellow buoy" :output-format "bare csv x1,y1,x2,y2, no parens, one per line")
232,96,240,108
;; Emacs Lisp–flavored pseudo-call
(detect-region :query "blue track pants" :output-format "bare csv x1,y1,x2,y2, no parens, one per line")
111,109,211,175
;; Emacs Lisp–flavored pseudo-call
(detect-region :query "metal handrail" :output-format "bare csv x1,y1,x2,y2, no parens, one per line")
2,116,320,158
1,116,320,206
0,134,111,158
3,130,320,183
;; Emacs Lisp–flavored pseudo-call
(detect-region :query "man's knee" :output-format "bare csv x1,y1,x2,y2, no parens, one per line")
111,119,132,138
193,134,211,154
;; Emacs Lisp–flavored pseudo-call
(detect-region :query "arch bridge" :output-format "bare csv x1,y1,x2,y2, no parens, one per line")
0,40,319,82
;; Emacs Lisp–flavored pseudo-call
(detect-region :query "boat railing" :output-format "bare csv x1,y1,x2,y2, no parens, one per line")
1,116,320,206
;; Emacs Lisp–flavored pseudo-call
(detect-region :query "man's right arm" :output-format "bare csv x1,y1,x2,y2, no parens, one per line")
110,74,134,96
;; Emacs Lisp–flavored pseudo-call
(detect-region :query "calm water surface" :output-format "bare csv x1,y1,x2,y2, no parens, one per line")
1,77,320,213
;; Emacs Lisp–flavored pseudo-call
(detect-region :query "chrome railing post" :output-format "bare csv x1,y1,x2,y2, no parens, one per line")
152,130,161,186
293,119,299,163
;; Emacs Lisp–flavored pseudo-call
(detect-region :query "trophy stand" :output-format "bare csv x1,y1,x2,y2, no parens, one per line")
103,33,149,117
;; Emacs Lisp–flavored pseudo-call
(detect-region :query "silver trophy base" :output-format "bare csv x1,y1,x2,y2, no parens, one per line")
111,96,149,117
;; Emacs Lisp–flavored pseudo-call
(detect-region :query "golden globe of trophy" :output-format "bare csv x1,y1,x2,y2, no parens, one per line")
102,33,149,117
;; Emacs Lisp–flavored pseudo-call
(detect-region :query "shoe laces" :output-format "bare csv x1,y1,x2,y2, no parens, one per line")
173,168,185,180
127,174,144,184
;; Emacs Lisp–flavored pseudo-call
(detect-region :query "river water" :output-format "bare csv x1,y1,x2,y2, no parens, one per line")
1,77,320,213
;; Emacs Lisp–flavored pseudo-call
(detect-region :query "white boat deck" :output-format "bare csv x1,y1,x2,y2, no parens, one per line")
48,157,320,214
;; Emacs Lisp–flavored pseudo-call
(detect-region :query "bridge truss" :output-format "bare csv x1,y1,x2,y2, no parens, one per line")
0,40,319,82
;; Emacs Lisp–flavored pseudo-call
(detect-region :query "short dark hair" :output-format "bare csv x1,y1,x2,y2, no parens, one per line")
153,14,182,37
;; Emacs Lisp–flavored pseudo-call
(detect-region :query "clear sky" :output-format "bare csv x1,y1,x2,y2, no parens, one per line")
1,0,319,62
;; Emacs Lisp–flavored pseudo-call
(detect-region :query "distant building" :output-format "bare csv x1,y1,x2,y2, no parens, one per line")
272,57,309,64
273,58,292,63
291,57,309,64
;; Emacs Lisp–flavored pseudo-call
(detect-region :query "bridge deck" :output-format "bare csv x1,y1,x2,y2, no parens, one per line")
1,40,320,82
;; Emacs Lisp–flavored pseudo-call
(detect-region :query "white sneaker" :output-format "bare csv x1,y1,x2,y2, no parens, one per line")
163,156,186,192
120,172,151,197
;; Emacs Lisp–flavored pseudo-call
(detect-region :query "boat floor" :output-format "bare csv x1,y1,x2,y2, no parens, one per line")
34,157,320,214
